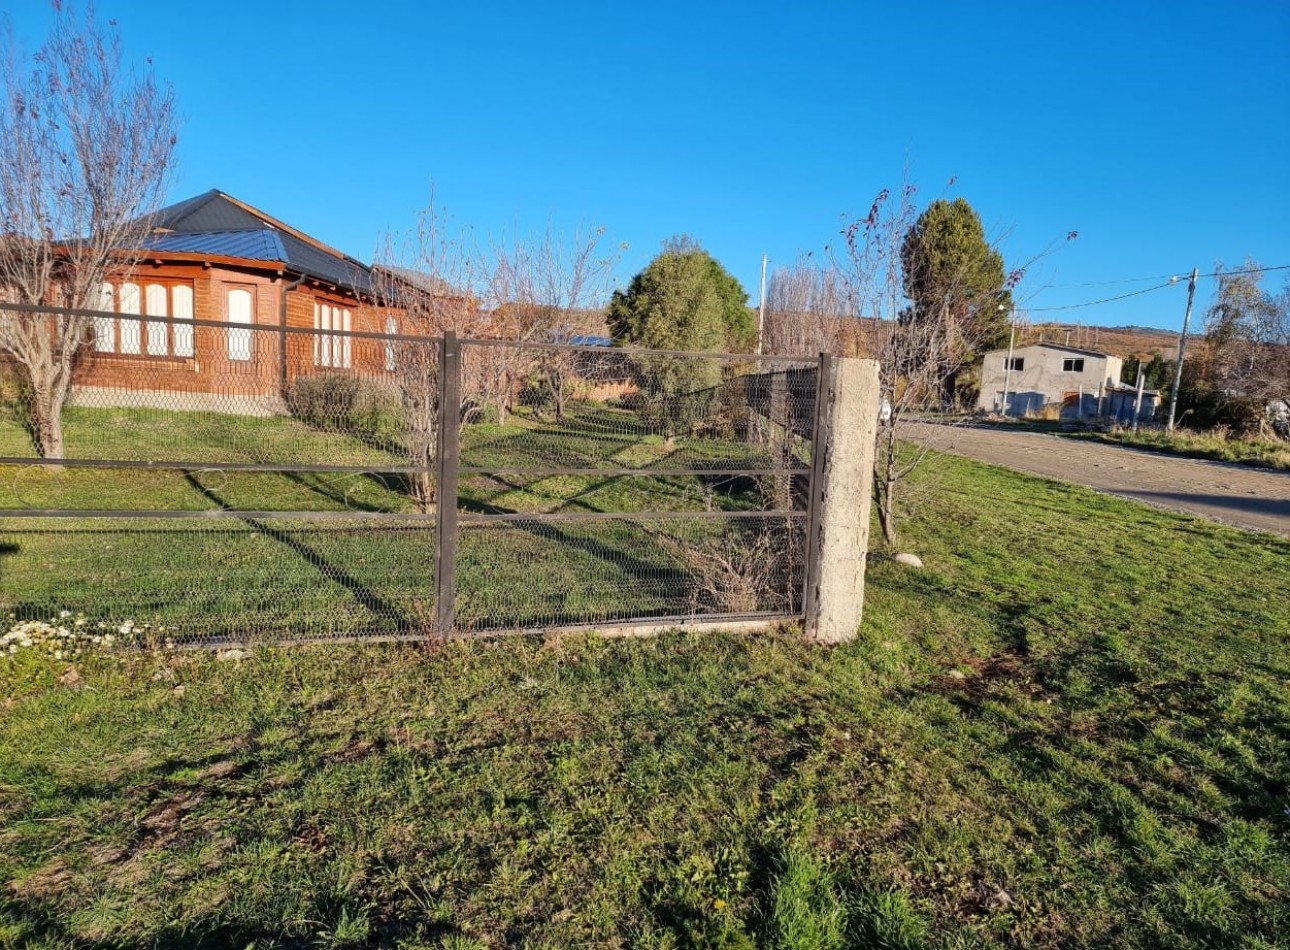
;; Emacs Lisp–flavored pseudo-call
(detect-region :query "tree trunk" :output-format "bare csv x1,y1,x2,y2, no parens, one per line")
875,485,896,549
410,471,434,513
30,380,66,459
496,392,509,427
551,374,567,421
941,369,958,411
404,402,437,513
874,428,899,549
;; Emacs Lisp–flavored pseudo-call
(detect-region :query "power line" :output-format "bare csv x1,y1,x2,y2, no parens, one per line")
1038,262,1289,291
1196,263,1290,280
1022,281,1177,312
1023,263,1289,313
1039,273,1179,289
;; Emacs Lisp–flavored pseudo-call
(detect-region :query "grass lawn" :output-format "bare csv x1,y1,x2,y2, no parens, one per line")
0,405,798,638
982,417,1290,471
1068,427,1290,471
1,452,1287,948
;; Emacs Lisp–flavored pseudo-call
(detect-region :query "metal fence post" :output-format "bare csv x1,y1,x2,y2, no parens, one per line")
801,353,833,633
434,332,461,634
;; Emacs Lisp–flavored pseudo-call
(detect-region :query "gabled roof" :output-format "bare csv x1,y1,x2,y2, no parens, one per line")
136,189,375,296
369,264,463,298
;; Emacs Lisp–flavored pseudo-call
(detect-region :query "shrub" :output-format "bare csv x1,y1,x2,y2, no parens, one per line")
287,372,400,442
658,519,798,615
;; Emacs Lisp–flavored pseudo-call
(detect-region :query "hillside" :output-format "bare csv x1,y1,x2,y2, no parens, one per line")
549,309,1185,364
1018,321,1180,360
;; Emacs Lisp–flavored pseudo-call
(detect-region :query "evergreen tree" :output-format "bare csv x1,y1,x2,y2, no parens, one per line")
899,198,1012,406
607,238,753,353
607,240,752,438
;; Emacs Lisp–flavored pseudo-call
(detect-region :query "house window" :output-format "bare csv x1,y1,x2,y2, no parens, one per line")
173,285,194,357
1005,357,1024,372
1062,358,1085,373
92,282,115,352
313,300,352,369
145,284,168,355
91,278,196,357
384,316,397,372
118,283,141,354
227,288,253,361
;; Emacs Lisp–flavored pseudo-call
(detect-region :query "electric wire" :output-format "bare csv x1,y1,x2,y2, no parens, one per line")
1023,282,1177,312
1026,263,1288,313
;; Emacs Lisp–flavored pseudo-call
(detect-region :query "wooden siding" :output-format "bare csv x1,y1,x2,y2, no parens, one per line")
72,260,396,403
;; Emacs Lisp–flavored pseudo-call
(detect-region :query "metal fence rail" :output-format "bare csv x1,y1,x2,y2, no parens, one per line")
449,334,821,632
0,304,827,644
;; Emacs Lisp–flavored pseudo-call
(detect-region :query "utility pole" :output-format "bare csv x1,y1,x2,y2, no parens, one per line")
1001,318,1016,416
1166,267,1199,432
756,253,768,356
1131,365,1145,433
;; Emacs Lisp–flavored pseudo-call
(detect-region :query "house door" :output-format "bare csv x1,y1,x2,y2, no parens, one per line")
227,288,253,361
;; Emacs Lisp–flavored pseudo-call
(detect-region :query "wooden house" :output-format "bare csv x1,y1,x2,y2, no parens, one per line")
74,189,403,415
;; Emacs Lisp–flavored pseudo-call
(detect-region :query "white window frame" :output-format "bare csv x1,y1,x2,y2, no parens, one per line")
118,283,142,354
227,287,254,362
93,282,116,352
145,283,169,355
340,308,352,368
90,279,195,357
384,316,397,372
172,284,194,357
313,299,353,369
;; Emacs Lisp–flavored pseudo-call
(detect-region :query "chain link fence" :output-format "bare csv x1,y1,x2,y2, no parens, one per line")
0,304,826,644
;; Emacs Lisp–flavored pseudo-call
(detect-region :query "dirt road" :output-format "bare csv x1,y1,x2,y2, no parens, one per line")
904,423,1290,537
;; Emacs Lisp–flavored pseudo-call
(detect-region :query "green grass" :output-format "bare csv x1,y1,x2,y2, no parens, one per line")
0,404,784,515
0,405,794,638
1,452,1287,947
969,416,1290,469
1069,427,1290,470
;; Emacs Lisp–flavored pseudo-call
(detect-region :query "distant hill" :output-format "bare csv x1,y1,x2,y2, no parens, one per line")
572,309,1186,363
1018,322,1180,360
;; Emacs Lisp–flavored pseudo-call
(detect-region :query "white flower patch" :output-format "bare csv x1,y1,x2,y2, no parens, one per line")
2,613,169,658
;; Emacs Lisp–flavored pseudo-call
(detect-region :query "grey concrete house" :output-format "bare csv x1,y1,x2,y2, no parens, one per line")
977,342,1158,422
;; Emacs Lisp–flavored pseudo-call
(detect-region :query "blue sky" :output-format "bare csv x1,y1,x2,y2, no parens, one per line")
6,0,1288,329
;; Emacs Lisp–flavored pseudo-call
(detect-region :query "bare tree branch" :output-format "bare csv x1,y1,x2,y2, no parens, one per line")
0,4,176,457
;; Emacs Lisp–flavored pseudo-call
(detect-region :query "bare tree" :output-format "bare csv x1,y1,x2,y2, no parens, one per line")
0,4,177,457
838,183,935,549
836,182,1053,549
1202,261,1289,406
371,194,486,510
488,224,616,422
763,257,856,357
372,196,617,507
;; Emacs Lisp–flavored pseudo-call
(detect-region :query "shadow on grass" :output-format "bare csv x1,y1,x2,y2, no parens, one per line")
455,495,695,629
278,469,402,513
182,472,411,629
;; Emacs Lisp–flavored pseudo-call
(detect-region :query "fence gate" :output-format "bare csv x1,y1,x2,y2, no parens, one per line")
0,304,827,646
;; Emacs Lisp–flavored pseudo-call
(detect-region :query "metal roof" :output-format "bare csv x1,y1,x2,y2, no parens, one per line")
139,229,287,262
138,190,376,295
369,264,461,297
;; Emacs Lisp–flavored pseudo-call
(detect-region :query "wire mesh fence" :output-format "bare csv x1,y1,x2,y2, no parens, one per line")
0,304,826,644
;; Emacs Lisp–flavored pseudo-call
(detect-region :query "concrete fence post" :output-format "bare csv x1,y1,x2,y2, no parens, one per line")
808,357,880,644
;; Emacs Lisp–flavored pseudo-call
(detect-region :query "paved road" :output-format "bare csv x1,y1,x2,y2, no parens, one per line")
904,423,1290,538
